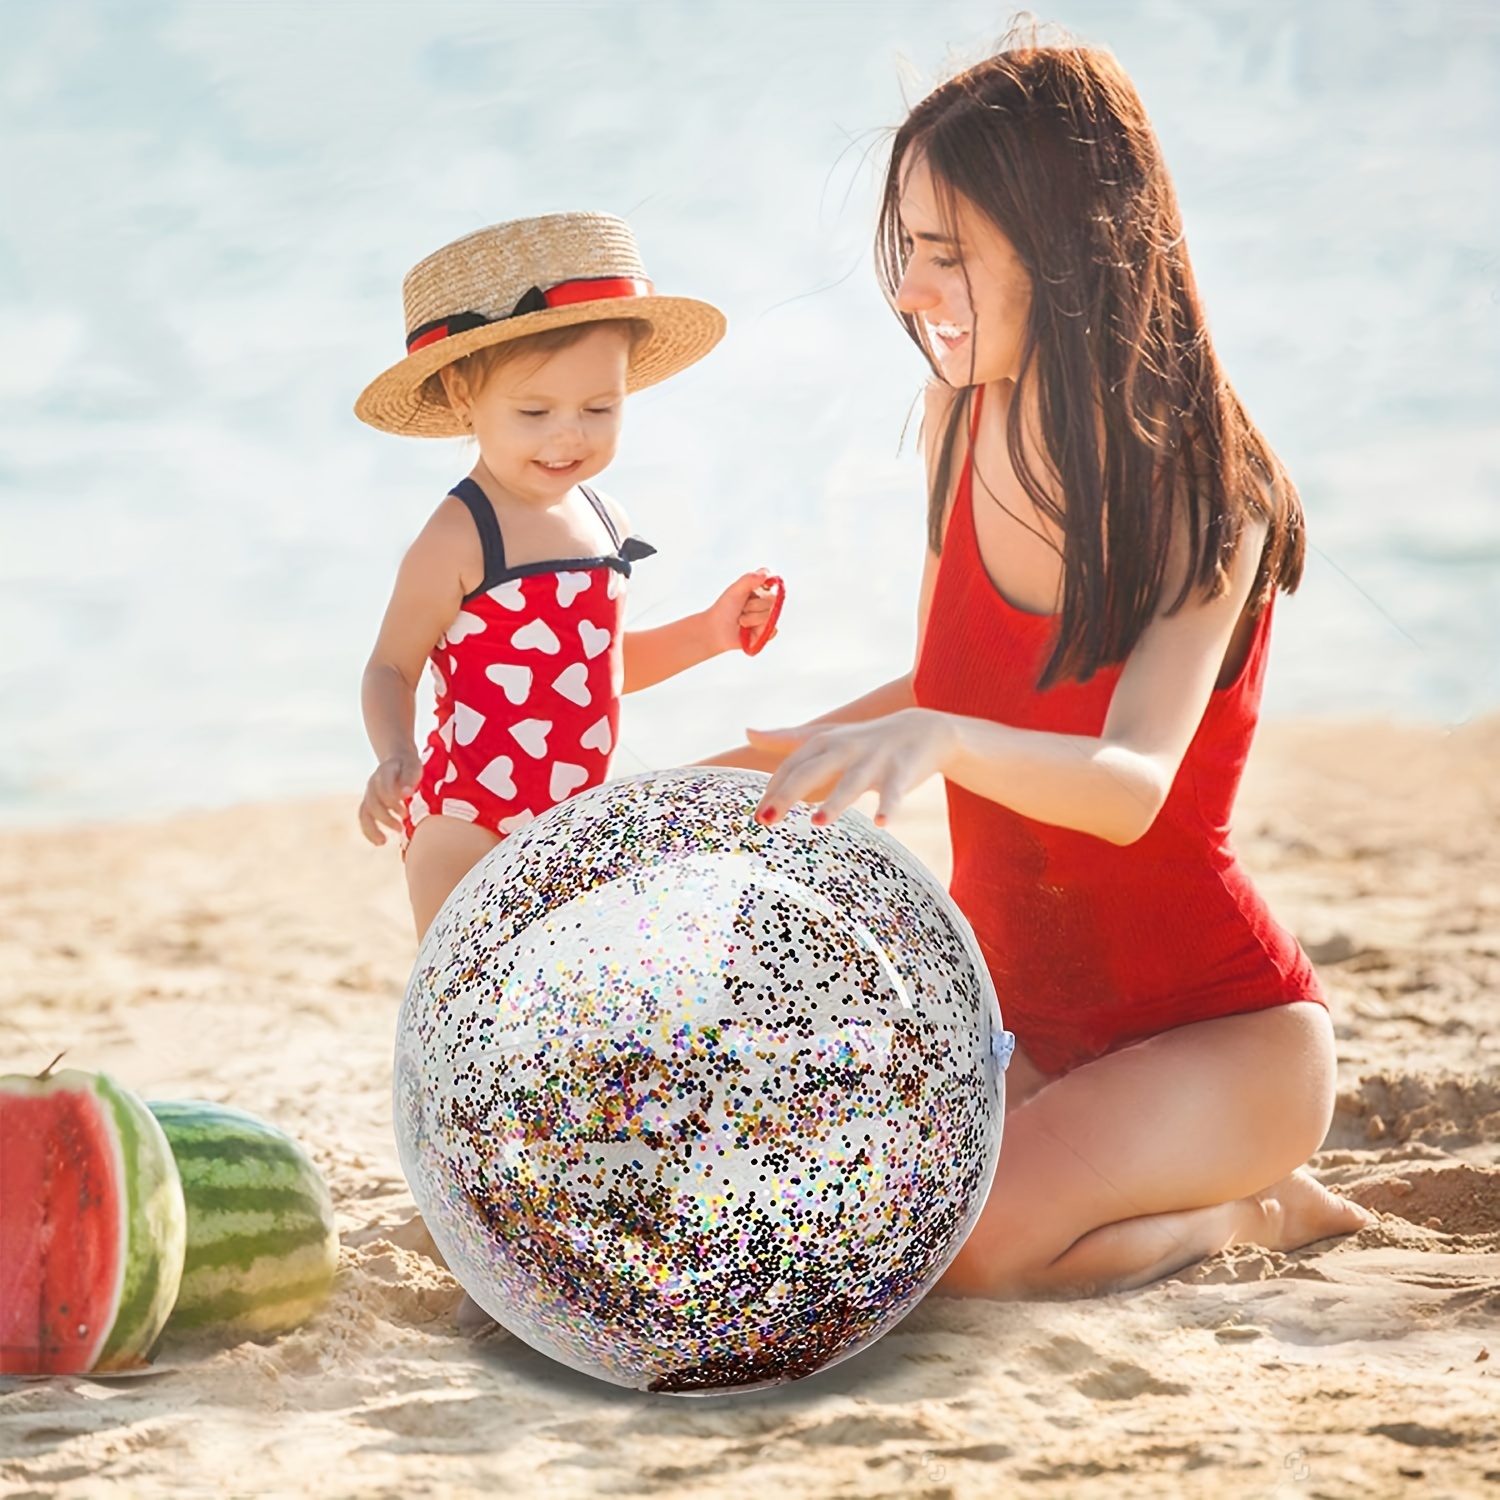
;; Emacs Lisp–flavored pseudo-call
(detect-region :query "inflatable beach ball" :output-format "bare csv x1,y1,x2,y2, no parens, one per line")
394,768,1010,1393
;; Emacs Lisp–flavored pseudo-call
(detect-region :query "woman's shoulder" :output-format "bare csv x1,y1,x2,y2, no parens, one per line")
919,380,957,480
918,380,975,552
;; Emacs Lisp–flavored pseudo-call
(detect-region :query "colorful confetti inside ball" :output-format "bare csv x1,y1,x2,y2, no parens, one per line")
394,768,1009,1393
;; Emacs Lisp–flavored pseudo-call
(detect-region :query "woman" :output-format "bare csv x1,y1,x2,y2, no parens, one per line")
721,38,1371,1296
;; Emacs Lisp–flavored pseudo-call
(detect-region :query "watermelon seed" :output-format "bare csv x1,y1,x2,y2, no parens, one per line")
77,1324,88,1337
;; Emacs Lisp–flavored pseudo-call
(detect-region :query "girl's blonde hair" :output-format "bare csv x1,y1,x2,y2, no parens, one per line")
425,317,653,410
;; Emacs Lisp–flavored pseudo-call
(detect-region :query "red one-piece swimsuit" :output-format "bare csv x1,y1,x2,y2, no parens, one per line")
401,478,654,845
912,390,1325,1076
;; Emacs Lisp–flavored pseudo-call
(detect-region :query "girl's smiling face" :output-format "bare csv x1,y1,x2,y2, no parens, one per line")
443,324,631,502
895,153,1033,389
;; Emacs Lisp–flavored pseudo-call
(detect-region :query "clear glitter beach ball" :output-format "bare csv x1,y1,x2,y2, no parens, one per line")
394,768,1010,1394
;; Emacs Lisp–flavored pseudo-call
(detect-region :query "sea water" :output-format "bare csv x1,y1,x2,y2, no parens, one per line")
1,0,1496,823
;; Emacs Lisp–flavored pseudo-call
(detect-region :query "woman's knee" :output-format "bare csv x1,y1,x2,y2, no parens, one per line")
1160,1002,1338,1184
1127,1000,1339,1196
1239,1001,1338,1163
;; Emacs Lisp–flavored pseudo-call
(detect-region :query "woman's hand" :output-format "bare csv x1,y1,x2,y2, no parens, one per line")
747,708,957,828
358,746,422,846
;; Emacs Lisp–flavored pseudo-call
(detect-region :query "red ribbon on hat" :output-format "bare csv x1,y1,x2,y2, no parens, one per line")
405,277,653,354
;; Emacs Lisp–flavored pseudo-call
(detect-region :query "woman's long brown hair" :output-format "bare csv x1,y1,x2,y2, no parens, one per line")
878,35,1305,688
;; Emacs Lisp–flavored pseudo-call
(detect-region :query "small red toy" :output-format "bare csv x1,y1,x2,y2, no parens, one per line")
740,575,785,657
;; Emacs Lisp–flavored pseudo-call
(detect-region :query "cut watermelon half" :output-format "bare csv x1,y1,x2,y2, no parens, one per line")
0,1068,186,1374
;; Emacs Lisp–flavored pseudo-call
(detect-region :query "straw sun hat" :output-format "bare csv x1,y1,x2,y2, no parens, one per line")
354,212,726,437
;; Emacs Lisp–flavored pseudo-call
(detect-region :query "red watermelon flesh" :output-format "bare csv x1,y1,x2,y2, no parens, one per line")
0,1070,186,1375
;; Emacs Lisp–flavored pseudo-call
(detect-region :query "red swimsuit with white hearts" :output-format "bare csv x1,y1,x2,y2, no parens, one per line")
401,477,653,845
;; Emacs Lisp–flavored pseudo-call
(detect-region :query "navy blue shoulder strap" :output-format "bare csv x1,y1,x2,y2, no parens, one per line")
449,477,507,592
580,483,656,567
579,483,623,551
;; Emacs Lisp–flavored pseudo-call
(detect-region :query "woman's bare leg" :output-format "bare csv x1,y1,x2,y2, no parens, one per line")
403,815,500,939
942,1001,1372,1298
1001,1043,1050,1114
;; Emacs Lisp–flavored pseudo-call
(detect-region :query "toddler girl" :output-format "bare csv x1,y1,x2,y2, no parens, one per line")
354,213,778,935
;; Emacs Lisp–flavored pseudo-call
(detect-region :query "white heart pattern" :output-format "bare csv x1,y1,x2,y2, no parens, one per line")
551,661,592,707
578,620,611,659
440,798,478,822
511,618,561,654
487,580,527,612
556,571,592,608
452,702,485,747
607,570,625,600
442,761,458,785
549,762,590,801
407,792,430,825
484,662,532,705
439,717,455,751
446,610,486,644
498,808,535,834
509,718,553,759
578,716,613,754
475,755,517,800
429,663,447,697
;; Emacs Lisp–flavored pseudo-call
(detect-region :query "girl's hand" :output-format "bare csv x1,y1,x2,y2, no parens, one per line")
359,748,422,846
705,569,782,657
747,709,956,828
739,574,784,656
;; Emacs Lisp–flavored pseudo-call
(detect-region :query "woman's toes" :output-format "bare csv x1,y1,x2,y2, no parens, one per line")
1259,1169,1375,1249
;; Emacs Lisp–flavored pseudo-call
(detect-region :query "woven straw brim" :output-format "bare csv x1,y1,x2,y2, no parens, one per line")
354,295,725,438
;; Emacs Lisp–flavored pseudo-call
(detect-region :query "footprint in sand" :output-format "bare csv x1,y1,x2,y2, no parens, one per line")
1072,1362,1191,1401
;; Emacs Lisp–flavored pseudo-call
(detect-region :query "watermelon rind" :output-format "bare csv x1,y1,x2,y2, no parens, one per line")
91,1075,187,1370
147,1101,340,1335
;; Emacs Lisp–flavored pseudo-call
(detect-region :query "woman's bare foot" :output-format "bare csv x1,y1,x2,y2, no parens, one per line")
1243,1169,1375,1252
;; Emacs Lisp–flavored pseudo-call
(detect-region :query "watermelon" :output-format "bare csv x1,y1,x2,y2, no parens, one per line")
147,1101,339,1335
0,1066,186,1375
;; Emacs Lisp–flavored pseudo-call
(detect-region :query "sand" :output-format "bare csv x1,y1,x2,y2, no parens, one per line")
2,718,1497,1498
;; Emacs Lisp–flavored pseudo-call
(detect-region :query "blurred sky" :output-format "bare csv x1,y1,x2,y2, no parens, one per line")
1,0,1497,823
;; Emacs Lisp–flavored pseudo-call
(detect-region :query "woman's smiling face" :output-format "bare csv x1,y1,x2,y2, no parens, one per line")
894,153,1033,389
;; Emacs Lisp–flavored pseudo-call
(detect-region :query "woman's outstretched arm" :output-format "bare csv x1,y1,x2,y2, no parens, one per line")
702,432,953,776
699,674,918,773
752,517,1269,842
